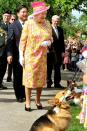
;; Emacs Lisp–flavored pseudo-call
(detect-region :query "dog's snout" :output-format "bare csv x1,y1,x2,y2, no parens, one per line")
66,95,74,101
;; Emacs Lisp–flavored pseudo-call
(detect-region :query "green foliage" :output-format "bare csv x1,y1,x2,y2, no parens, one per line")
0,0,87,38
45,0,81,18
68,105,84,131
61,14,79,38
0,0,86,19
0,0,32,19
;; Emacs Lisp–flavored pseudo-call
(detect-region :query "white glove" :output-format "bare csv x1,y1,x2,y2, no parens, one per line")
41,40,51,47
19,49,24,67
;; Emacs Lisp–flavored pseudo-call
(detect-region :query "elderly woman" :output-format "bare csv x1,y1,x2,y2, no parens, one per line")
19,1,52,111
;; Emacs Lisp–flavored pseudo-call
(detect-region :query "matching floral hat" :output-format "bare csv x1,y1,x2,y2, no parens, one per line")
31,1,50,15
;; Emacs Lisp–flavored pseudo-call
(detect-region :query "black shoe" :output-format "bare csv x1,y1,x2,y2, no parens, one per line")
55,84,65,89
47,81,53,88
36,103,43,109
7,78,12,82
25,105,32,112
0,84,7,90
17,98,25,103
47,84,52,88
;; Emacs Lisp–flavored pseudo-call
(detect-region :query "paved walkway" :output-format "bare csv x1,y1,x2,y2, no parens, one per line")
0,70,82,131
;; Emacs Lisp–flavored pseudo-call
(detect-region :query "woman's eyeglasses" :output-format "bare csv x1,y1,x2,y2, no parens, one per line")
11,19,15,21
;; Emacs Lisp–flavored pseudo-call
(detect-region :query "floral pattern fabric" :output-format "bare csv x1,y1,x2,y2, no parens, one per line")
19,19,52,88
80,88,87,129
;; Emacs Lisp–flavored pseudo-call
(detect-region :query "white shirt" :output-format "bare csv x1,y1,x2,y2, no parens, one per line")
19,19,24,28
52,26,59,38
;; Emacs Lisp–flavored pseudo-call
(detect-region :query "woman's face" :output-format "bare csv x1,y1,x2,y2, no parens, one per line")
10,15,16,24
34,11,47,23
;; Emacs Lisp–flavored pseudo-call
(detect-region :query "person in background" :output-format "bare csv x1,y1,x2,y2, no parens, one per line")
47,15,65,88
19,1,52,111
0,11,11,89
63,49,70,71
9,14,16,24
71,48,78,71
7,5,28,102
7,14,16,82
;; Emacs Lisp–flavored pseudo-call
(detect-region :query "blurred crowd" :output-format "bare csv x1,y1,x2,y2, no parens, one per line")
62,37,85,71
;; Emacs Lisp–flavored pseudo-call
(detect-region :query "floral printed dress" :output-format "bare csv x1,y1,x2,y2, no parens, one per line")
80,87,87,129
19,19,52,88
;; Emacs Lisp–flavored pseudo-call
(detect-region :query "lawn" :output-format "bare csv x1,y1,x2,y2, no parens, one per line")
68,104,85,131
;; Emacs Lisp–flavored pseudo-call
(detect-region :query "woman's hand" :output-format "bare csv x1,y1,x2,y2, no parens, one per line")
19,49,25,67
7,56,13,64
62,52,65,58
19,54,25,67
41,40,51,47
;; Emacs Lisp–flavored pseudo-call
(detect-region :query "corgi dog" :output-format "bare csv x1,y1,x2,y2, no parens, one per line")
52,81,83,105
66,80,83,105
71,91,84,107
54,89,73,103
30,99,71,131
67,80,78,91
71,91,84,120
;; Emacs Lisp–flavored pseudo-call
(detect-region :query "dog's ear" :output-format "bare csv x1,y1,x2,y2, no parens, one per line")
55,90,66,99
48,98,60,106
60,102,70,109
72,81,77,87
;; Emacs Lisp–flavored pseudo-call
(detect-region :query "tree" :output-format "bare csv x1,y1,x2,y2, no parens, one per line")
0,0,87,39
45,0,83,18
0,0,32,19
0,0,87,19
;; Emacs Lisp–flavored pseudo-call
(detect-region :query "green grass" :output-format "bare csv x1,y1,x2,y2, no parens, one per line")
68,104,85,131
